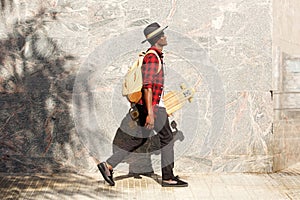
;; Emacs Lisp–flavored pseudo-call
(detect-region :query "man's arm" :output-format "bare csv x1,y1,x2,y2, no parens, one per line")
142,54,159,129
144,88,154,129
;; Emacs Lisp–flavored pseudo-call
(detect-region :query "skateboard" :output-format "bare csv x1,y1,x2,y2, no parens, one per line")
163,83,195,115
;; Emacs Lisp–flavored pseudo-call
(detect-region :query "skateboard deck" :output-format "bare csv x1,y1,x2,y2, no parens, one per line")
163,84,195,115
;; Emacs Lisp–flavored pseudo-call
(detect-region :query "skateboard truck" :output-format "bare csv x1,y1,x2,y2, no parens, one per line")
171,120,184,141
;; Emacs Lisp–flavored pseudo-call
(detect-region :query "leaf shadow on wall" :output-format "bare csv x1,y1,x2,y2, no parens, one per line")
0,8,78,173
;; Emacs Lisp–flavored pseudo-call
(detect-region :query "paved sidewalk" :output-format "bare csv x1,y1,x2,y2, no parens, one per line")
1,163,300,200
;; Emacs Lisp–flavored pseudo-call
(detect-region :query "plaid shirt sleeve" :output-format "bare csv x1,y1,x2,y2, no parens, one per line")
142,54,160,89
140,50,164,106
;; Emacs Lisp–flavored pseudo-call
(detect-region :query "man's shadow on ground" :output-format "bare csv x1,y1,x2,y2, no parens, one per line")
114,173,162,184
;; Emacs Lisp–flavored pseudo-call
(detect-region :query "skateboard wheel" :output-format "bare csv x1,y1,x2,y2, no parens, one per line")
180,83,186,89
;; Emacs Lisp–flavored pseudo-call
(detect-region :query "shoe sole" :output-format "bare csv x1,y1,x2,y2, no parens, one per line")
162,183,188,187
98,163,115,186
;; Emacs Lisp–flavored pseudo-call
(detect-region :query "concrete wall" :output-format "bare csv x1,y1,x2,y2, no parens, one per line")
0,0,275,173
272,0,300,171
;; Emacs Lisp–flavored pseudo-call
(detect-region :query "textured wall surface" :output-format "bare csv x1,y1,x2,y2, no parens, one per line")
0,0,274,173
273,0,300,171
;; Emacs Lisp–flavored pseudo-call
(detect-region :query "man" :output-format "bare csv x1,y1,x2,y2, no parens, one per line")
97,22,188,187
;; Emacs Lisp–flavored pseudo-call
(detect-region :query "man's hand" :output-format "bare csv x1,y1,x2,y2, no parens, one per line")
145,113,154,129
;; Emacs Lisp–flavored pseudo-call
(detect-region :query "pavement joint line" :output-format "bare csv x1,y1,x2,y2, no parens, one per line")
0,164,300,199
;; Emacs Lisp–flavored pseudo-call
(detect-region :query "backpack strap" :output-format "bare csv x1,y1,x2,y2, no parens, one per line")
144,49,162,73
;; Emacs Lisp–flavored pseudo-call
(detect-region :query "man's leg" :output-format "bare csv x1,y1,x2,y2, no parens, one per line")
154,107,188,187
98,127,147,186
154,108,174,180
108,127,147,167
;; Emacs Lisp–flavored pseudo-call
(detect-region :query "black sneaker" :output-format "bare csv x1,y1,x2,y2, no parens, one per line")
97,162,115,186
162,178,188,187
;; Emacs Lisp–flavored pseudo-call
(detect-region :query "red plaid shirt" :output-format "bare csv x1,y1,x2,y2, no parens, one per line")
138,46,164,107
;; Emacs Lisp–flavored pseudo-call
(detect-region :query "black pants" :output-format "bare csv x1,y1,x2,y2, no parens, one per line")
106,105,175,180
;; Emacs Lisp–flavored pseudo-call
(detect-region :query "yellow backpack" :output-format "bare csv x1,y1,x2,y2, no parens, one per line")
122,50,161,103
